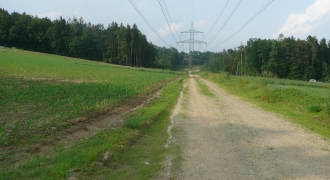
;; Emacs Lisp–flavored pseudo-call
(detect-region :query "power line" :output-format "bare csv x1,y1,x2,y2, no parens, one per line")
204,0,230,37
128,0,171,47
207,0,243,46
158,0,178,43
209,0,275,49
162,0,180,37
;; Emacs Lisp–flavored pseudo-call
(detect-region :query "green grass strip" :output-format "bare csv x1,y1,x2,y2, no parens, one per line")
195,77,216,98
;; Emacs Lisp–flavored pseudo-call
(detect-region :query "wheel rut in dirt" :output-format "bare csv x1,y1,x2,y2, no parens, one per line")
175,75,330,180
0,83,164,168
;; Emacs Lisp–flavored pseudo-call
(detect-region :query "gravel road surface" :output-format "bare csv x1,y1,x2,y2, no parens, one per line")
175,76,330,180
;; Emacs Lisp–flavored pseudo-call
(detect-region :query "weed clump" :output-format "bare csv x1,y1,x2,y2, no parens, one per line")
237,77,249,88
258,79,275,103
308,104,322,113
260,86,275,103
124,116,146,129
262,70,278,78
326,94,330,115
0,121,6,137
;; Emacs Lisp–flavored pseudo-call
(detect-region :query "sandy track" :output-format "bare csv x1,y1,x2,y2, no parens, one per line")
177,76,330,179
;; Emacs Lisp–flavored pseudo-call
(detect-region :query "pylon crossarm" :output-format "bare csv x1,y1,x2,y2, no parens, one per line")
177,40,192,44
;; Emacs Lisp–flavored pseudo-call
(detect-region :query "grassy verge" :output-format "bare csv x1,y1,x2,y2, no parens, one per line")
105,78,183,180
195,77,216,98
0,78,183,179
168,79,189,179
200,72,330,139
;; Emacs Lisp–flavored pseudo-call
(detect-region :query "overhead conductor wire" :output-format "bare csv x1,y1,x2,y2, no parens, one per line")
207,0,243,46
129,0,171,47
209,0,275,49
162,0,180,37
158,0,178,43
204,0,230,37
192,0,196,21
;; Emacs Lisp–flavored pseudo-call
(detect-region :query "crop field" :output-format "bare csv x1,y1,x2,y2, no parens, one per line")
0,49,177,80
0,77,183,179
0,49,180,147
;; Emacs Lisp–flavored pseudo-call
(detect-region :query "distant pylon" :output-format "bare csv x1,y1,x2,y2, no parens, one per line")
177,22,207,68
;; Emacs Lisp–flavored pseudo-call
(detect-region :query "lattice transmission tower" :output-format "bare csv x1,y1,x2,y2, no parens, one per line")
177,22,207,68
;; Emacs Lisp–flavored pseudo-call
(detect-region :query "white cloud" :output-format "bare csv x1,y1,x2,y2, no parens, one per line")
158,21,186,36
146,21,187,48
194,20,208,31
277,0,330,37
38,11,62,20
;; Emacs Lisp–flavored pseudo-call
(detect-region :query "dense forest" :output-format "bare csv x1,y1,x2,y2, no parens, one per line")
2,8,330,81
0,8,186,69
203,34,330,81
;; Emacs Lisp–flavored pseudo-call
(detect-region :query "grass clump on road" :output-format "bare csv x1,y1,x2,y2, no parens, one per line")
195,77,216,98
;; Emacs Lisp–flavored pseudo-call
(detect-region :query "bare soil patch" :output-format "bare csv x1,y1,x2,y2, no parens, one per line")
28,77,96,84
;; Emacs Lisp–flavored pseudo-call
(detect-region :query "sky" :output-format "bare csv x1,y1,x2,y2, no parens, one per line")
1,0,330,53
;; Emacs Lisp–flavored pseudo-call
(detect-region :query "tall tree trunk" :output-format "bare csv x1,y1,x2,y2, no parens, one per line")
130,44,133,66
244,47,247,75
231,55,235,75
241,49,243,76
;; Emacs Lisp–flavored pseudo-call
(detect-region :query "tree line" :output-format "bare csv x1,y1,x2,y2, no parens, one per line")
0,8,186,69
203,34,330,81
4,8,329,81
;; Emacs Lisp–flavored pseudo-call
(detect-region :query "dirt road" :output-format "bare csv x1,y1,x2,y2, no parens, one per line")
174,76,330,179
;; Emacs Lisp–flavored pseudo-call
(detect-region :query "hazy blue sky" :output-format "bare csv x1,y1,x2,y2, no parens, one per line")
1,0,330,52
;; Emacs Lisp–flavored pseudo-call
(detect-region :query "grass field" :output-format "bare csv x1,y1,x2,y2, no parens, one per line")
0,49,178,80
0,49,183,179
200,72,330,139
0,50,180,144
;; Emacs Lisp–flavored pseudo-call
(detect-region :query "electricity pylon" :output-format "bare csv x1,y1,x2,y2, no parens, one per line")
177,22,207,69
